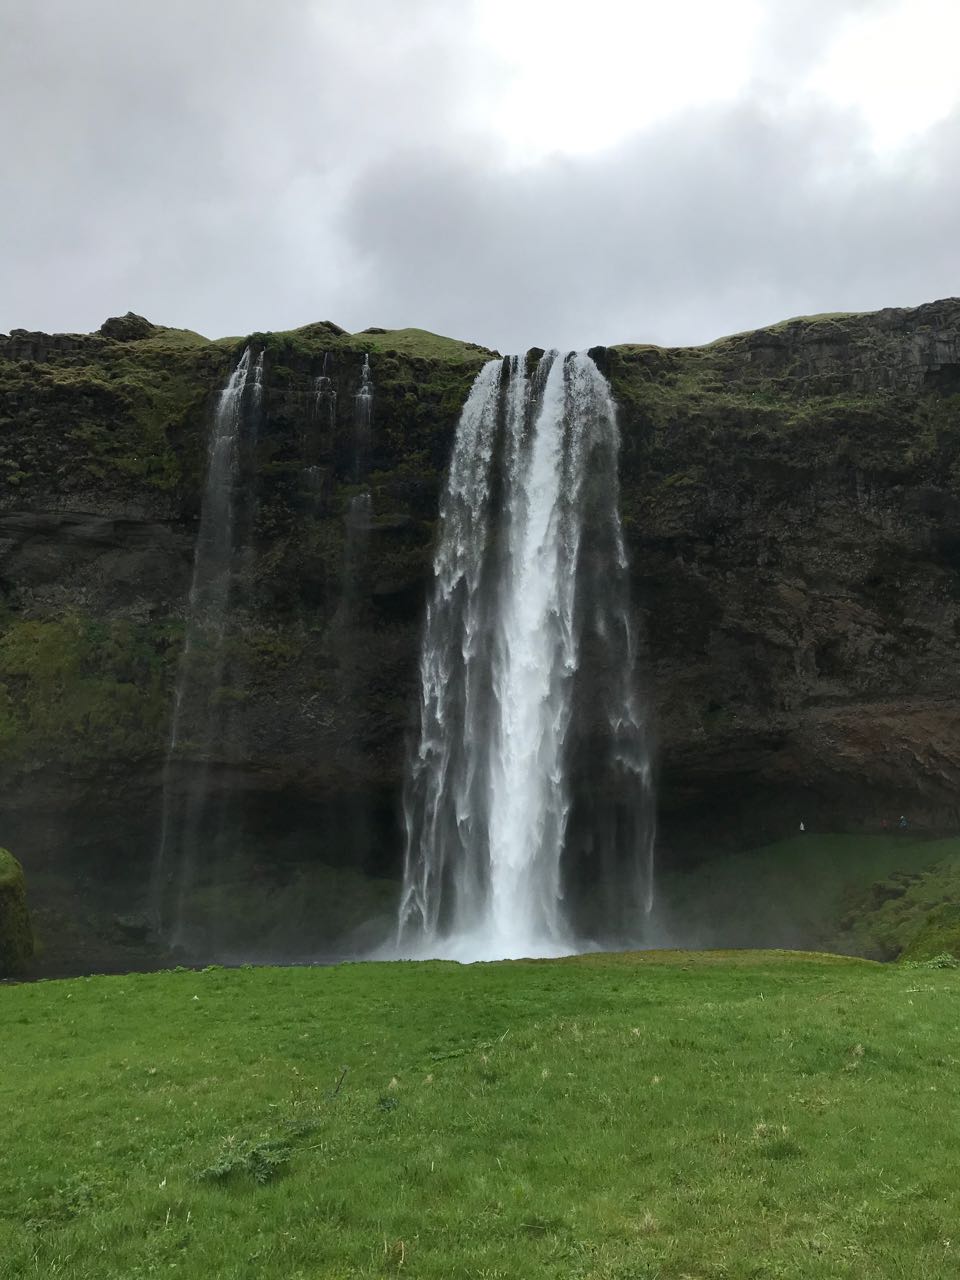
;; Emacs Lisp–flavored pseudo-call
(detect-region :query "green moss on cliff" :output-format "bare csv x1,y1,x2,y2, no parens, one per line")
0,615,175,767
0,846,33,975
0,330,234,499
841,854,960,960
606,327,960,555
237,322,490,626
135,326,211,351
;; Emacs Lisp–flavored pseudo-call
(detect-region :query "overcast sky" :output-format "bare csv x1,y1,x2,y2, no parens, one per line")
2,0,959,351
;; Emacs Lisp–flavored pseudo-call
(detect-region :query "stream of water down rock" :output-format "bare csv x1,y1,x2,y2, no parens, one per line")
398,351,655,960
152,347,262,944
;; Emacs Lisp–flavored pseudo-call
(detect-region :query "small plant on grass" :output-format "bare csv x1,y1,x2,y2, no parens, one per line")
903,952,960,970
196,1135,291,1187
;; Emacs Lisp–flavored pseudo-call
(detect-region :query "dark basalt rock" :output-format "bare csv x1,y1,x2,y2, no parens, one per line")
586,344,610,373
111,912,152,944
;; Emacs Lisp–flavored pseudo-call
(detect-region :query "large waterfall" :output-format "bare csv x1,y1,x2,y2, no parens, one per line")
152,347,262,942
398,351,654,961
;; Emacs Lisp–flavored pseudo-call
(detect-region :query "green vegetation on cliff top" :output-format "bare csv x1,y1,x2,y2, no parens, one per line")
0,331,221,494
3,952,960,1279
343,327,496,362
246,322,494,366
0,316,491,505
132,327,212,351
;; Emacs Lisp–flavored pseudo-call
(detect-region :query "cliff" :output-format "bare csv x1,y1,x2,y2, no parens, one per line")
607,300,960,849
1,301,959,959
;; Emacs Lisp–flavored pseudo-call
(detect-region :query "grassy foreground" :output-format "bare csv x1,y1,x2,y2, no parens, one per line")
2,953,959,1279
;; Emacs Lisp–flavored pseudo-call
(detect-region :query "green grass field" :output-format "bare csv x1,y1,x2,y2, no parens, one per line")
3,951,960,1279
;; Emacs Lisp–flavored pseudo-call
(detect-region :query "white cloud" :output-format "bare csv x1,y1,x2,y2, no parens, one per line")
464,0,767,161
0,0,957,347
805,0,960,150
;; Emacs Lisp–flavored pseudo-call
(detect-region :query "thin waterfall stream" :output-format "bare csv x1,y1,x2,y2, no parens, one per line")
314,352,336,431
398,351,654,960
336,353,375,639
347,352,374,556
151,347,262,943
353,352,373,481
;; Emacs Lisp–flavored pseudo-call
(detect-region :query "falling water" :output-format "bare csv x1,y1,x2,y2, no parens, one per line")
250,350,264,410
398,351,654,960
345,353,374,568
320,356,377,892
336,353,376,636
151,347,260,942
353,353,374,481
314,352,336,430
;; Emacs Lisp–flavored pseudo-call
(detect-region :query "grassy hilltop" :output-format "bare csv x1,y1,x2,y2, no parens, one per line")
3,951,960,1279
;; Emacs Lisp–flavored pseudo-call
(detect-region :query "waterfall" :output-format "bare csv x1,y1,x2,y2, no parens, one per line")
334,354,376,645
398,351,654,961
353,353,373,481
250,350,264,410
314,352,336,430
345,352,374,582
151,347,260,943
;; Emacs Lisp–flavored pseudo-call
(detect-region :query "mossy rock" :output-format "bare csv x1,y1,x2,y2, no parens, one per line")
899,903,960,963
0,848,34,976
99,312,158,342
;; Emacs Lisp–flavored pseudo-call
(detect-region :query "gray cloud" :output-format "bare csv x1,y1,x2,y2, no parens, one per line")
335,100,960,350
1,1,958,350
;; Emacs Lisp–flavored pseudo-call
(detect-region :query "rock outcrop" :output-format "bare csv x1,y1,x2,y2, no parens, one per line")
0,848,33,975
1,302,959,954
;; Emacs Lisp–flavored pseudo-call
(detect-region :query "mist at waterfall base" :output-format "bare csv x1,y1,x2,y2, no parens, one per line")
396,351,655,963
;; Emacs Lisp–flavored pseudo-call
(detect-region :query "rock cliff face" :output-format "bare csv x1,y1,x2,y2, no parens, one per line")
608,300,960,852
1,302,959,960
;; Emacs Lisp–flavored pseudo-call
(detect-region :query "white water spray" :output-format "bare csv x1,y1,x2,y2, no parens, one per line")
399,352,654,961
